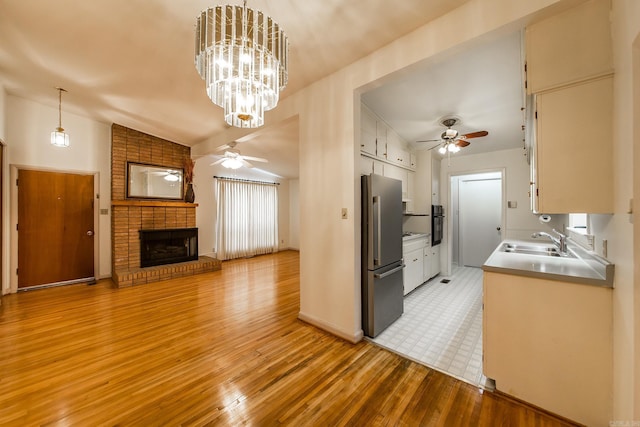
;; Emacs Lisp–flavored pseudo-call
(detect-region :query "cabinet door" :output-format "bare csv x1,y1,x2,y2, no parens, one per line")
535,76,613,213
376,121,388,159
361,109,377,156
431,245,440,277
525,0,612,94
423,247,431,282
404,248,423,295
383,164,408,200
386,130,410,166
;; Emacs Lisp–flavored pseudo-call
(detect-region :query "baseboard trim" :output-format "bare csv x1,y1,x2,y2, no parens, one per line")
298,311,363,344
491,390,583,426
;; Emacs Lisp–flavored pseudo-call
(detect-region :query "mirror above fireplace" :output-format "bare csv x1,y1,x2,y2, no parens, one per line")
127,162,184,200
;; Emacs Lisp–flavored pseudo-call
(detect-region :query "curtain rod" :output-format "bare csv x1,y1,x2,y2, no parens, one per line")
213,176,280,185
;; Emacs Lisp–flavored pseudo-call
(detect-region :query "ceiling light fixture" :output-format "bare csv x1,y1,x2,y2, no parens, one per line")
51,87,69,147
195,1,289,128
221,157,243,169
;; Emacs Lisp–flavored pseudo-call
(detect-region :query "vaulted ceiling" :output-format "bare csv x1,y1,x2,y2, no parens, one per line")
0,0,526,178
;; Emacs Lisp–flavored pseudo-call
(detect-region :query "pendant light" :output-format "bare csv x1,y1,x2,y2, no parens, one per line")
194,1,289,128
51,87,69,147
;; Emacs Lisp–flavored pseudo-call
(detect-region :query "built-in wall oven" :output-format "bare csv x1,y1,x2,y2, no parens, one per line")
432,205,444,246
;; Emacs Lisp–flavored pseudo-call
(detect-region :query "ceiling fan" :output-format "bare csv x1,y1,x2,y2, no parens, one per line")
416,117,488,154
209,141,268,169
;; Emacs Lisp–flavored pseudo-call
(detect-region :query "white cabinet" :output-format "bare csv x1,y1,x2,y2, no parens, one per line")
430,245,440,278
532,76,613,213
422,247,431,282
386,130,411,167
403,236,429,295
525,0,612,94
525,0,613,214
404,248,423,296
483,271,612,426
360,103,416,171
376,121,387,158
360,156,384,176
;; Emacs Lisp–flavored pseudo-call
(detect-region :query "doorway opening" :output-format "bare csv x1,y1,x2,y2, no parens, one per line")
450,171,504,270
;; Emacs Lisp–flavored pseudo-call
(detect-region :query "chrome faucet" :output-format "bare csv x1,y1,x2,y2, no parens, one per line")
531,229,567,253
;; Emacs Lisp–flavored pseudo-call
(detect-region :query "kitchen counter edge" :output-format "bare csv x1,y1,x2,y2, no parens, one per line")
482,239,614,288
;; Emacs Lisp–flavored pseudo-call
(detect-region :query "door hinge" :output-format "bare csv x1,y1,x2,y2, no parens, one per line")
16,178,18,186
535,111,538,119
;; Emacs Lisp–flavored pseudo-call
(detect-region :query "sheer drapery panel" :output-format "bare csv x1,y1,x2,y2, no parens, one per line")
215,178,279,260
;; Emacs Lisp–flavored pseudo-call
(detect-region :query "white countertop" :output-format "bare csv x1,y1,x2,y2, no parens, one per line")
402,232,429,242
482,239,614,287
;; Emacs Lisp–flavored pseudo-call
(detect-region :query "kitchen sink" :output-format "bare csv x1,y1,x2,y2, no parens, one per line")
500,243,575,258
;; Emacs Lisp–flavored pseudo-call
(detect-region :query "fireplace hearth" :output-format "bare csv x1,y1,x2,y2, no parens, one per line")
139,228,198,267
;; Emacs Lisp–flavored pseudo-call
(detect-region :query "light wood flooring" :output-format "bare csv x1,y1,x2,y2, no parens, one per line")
0,251,577,426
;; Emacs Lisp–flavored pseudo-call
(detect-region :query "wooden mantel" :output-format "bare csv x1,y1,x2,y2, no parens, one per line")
112,200,198,208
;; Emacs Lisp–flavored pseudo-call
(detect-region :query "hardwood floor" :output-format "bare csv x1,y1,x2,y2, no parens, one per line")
0,251,577,426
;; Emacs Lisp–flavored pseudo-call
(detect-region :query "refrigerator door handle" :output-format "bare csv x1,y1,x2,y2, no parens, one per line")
373,195,382,265
374,264,405,279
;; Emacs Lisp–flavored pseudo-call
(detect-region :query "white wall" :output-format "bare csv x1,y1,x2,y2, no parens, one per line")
0,83,6,141
593,0,639,420
439,148,567,274
192,157,295,258
5,94,111,292
288,179,300,250
192,0,572,343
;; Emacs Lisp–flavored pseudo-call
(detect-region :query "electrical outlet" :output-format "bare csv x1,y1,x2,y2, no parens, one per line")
341,208,348,219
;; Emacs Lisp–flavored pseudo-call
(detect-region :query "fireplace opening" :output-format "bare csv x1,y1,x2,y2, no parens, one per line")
139,228,198,268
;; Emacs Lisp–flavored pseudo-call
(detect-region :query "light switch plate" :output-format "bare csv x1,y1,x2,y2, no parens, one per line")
341,208,348,219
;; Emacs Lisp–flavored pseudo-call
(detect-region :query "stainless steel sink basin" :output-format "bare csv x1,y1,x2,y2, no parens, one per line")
500,243,575,258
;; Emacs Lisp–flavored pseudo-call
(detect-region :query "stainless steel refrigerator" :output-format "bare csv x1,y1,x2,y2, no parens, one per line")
361,173,404,338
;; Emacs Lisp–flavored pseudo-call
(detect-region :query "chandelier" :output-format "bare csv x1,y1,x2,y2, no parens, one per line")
51,87,69,147
195,1,289,128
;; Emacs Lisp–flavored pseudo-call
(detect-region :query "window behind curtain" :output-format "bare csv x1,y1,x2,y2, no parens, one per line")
215,178,279,260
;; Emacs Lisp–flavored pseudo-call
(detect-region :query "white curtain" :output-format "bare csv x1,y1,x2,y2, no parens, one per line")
215,178,279,260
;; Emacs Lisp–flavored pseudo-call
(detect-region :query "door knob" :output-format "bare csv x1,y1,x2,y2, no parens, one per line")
87,230,94,236
496,227,501,231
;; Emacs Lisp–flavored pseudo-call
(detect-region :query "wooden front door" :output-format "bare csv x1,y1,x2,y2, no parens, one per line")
18,170,95,288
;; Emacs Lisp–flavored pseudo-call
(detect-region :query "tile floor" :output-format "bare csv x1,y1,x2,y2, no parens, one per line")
371,266,488,388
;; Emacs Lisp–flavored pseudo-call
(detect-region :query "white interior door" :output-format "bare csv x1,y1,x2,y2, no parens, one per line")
460,178,502,267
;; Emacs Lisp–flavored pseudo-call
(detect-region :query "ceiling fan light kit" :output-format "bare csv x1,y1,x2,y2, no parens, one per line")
194,1,289,128
210,141,268,170
417,117,488,156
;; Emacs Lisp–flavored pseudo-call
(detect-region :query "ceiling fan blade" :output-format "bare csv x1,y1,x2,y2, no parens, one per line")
456,139,471,147
460,130,488,139
214,143,232,152
210,158,226,166
415,138,442,143
241,155,268,163
240,159,254,168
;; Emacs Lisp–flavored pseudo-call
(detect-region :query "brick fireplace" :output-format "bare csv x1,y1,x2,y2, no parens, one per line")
110,124,221,287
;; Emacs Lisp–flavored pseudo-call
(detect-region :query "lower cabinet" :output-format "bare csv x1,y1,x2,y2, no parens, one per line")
430,245,440,277
422,247,431,282
403,248,423,296
483,271,612,426
403,236,430,295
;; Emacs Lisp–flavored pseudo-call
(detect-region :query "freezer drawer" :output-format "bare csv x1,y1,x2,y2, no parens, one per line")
362,262,404,337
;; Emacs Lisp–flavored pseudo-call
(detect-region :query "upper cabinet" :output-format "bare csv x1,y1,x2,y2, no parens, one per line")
525,0,613,94
360,104,415,172
534,76,613,214
360,107,378,156
526,0,613,214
